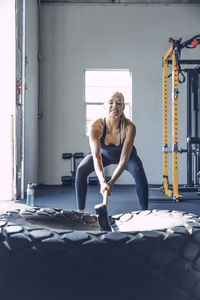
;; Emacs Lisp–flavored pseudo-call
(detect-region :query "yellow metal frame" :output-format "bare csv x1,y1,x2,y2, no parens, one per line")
162,45,182,201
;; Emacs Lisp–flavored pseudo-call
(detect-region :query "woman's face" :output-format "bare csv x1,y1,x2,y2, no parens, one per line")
105,94,125,118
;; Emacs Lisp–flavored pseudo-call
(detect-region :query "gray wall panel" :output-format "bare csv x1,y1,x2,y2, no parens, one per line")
39,3,200,184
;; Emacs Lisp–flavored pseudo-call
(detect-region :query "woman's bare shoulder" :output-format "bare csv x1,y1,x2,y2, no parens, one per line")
125,118,136,131
90,118,104,138
91,118,104,129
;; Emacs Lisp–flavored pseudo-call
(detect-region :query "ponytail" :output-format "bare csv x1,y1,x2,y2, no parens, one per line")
120,112,127,143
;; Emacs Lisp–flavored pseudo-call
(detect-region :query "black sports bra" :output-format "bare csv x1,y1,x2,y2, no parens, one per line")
100,118,123,151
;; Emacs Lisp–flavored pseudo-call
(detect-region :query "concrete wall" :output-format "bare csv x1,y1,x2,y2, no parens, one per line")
24,0,39,189
39,3,200,185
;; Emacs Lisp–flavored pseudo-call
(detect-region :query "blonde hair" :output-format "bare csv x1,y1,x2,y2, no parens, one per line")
120,112,127,143
111,92,127,143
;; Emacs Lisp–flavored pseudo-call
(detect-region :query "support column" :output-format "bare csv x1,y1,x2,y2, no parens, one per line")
162,58,172,196
187,71,193,186
172,51,181,200
162,45,173,197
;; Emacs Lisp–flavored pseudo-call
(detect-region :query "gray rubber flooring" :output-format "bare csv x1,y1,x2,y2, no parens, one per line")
17,184,200,216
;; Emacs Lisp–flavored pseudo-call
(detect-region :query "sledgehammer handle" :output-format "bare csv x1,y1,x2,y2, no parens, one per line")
103,190,108,206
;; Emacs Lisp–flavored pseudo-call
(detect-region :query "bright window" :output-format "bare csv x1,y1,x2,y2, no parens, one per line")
84,69,132,135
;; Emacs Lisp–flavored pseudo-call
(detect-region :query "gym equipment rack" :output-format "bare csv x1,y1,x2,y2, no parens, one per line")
162,35,200,201
61,152,85,185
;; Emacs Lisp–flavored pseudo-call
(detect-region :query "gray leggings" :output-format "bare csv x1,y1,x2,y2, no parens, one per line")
75,149,148,210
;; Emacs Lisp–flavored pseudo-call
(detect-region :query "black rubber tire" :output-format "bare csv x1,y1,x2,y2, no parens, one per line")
0,208,200,300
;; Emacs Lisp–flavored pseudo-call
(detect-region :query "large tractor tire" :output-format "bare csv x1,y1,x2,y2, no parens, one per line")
0,208,200,300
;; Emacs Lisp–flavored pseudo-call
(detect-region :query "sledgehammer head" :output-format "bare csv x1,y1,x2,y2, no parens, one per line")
95,203,112,231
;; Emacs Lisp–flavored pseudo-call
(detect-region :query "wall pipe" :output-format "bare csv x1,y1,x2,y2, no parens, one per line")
37,0,42,119
20,0,26,199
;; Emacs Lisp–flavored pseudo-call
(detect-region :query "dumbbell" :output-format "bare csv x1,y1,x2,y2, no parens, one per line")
74,152,85,159
61,176,73,185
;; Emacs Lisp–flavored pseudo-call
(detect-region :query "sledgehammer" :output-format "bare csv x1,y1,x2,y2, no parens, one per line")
95,190,112,231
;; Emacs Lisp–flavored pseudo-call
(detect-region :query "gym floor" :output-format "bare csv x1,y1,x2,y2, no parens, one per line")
1,184,199,216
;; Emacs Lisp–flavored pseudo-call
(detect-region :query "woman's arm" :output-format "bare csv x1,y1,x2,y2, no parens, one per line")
89,120,112,194
108,122,136,186
89,121,105,184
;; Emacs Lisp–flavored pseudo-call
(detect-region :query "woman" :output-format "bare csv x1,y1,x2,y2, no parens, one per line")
75,92,148,213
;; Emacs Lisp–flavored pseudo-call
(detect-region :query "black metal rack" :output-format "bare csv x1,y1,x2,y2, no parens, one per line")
168,59,200,189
